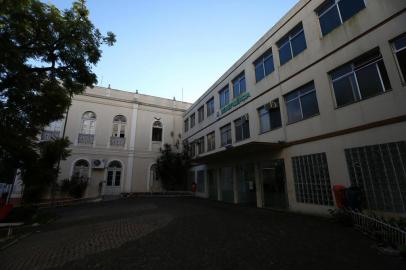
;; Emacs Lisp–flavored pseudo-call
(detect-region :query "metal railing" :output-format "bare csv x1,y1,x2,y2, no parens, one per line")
41,130,60,141
348,210,406,247
78,133,94,145
110,136,125,146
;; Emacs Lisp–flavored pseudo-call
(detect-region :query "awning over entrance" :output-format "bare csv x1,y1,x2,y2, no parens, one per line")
192,141,284,165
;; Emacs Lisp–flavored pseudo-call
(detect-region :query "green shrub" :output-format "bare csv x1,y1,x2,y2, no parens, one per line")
60,176,88,198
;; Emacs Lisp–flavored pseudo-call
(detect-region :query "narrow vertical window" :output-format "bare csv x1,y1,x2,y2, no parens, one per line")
198,106,204,123
190,113,195,128
234,114,250,142
184,118,189,132
220,124,232,146
392,34,406,83
111,115,126,147
152,121,162,142
206,97,215,117
219,85,230,109
207,132,215,152
232,72,246,98
258,99,282,133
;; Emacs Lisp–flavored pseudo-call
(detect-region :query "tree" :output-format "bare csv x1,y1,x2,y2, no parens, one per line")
156,138,191,191
23,138,71,203
0,0,115,198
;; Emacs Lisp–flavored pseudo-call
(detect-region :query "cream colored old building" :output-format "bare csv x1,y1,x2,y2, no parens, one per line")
42,86,190,197
184,0,406,215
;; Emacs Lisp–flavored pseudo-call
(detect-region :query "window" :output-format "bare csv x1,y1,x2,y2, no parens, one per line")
197,137,205,155
219,85,230,109
330,49,391,107
254,49,275,82
112,115,126,138
197,170,205,193
284,82,319,124
207,132,215,152
258,99,282,133
277,23,307,65
232,72,246,98
316,0,366,36
189,142,196,157
41,120,63,141
206,98,215,117
152,121,162,142
234,115,250,142
392,34,406,83
184,118,189,132
190,113,195,128
345,142,406,213
107,161,122,187
72,159,89,179
292,153,334,206
80,111,96,135
220,124,232,146
198,106,204,123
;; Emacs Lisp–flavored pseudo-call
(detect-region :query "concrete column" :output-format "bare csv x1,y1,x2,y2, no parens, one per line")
125,102,138,193
255,162,263,208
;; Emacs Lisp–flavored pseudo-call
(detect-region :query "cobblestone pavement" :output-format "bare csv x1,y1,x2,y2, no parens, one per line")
0,197,404,269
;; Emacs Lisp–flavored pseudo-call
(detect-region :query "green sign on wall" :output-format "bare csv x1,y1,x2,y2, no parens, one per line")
221,92,251,114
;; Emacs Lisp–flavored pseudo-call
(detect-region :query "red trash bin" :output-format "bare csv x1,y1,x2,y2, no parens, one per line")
333,185,346,209
191,182,197,193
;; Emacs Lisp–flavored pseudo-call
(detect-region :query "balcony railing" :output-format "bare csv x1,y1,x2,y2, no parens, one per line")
110,136,125,147
41,130,60,141
78,134,94,145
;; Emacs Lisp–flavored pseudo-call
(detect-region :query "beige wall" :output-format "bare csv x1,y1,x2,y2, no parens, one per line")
55,86,191,197
184,0,406,215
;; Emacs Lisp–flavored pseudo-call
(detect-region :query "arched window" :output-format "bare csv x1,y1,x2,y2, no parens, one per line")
112,115,126,138
106,161,122,187
80,111,96,135
152,121,162,142
73,159,90,179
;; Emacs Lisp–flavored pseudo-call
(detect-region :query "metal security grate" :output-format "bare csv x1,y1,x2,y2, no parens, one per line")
292,153,333,206
345,141,406,213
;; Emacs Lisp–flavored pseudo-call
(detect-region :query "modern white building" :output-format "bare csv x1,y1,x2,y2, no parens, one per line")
184,0,406,216
42,86,190,198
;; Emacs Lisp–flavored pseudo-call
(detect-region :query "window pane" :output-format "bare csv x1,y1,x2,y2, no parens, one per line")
259,109,270,133
396,50,406,81
240,77,246,93
332,75,358,107
233,83,239,98
279,43,292,65
316,0,335,15
300,91,319,119
356,63,384,99
264,55,274,75
286,99,302,123
243,120,250,139
270,109,282,129
338,0,365,22
107,171,113,186
394,35,406,51
291,31,307,57
115,171,121,186
255,63,265,82
377,61,391,90
319,6,341,36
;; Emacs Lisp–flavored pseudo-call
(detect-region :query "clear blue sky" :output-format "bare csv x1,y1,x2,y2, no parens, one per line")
47,0,299,103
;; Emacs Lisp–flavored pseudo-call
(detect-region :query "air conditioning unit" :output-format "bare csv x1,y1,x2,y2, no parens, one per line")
91,159,106,169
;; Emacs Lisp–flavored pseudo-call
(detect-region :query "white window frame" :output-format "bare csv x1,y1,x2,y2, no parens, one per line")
80,111,96,135
285,84,317,123
391,34,406,84
112,115,126,138
219,86,230,109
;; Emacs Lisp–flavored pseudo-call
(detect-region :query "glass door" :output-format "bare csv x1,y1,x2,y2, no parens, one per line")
262,159,288,209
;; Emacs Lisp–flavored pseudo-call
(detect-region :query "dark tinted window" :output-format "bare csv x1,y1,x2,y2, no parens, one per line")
258,99,282,133
393,34,406,82
206,98,215,117
330,49,391,107
234,115,250,142
254,50,274,82
277,24,306,65
285,82,319,123
316,0,365,36
220,124,232,146
233,73,246,98
219,86,229,108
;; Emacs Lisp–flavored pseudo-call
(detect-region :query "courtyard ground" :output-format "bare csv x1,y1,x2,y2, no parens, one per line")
0,197,404,269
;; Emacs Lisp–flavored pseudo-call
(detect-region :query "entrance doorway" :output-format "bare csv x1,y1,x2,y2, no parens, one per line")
207,170,217,200
104,161,122,195
262,159,288,209
237,164,256,206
